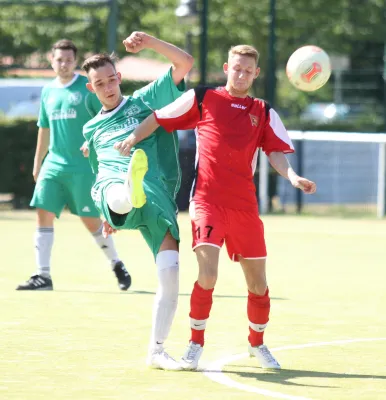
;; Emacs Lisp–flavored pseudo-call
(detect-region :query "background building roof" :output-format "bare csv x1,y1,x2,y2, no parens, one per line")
4,56,173,82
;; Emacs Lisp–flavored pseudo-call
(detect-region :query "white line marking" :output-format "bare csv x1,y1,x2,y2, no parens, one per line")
204,338,386,400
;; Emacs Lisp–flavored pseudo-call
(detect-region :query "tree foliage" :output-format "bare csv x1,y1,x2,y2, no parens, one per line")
1,0,383,65
0,0,384,112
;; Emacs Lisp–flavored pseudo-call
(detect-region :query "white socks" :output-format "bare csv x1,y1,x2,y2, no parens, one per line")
35,224,120,278
35,227,54,277
106,184,132,214
92,224,120,267
150,250,179,352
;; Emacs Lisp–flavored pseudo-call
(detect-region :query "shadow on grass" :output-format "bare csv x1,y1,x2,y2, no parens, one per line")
0,214,35,221
134,290,287,300
206,367,386,388
54,289,287,300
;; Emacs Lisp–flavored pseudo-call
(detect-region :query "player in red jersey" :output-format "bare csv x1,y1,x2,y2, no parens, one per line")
116,44,316,370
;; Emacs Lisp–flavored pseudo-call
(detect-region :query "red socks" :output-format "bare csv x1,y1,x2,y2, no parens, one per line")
189,281,214,346
189,282,270,347
247,288,270,347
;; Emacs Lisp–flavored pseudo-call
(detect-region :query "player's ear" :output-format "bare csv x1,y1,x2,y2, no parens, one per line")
49,57,55,70
86,82,95,93
116,71,122,83
223,62,229,75
255,67,260,79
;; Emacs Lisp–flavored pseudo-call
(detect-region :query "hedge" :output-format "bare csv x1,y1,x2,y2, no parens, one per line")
0,119,37,208
1,116,384,210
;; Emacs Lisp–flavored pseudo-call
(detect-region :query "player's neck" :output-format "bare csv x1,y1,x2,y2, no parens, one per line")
225,84,248,98
102,95,124,112
57,73,76,85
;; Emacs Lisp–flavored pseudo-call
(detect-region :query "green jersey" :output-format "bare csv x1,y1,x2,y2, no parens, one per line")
83,68,185,199
38,74,101,172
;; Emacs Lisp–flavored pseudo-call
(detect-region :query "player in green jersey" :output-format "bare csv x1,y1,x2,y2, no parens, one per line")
82,31,193,370
16,39,130,292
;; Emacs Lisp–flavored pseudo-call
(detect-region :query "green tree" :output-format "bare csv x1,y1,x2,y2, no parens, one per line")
0,0,384,115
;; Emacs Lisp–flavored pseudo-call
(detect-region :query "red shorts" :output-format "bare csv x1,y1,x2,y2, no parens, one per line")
189,201,267,261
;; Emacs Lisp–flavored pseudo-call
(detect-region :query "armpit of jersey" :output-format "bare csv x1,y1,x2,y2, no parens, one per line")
154,89,200,132
261,108,295,155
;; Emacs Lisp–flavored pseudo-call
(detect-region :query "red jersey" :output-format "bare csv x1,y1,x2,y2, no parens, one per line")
154,86,294,211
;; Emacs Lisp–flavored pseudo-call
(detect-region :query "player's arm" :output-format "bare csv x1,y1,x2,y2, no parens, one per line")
33,127,50,182
33,87,50,182
115,89,200,156
268,152,316,194
102,220,117,238
114,114,159,155
80,141,89,157
122,31,193,85
261,102,316,194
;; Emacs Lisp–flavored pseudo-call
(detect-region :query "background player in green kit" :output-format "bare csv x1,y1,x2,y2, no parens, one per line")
82,31,193,370
16,39,130,292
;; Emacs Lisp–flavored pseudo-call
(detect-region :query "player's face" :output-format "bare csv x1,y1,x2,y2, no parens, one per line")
224,54,260,96
51,49,77,80
86,64,122,109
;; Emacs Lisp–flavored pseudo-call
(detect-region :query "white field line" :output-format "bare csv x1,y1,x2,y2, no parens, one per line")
204,338,386,400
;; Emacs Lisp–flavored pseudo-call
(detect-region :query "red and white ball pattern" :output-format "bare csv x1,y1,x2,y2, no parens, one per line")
286,45,331,92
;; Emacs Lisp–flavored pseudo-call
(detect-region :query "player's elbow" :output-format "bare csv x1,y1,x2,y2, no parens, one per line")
186,53,194,69
184,52,194,67
178,53,194,76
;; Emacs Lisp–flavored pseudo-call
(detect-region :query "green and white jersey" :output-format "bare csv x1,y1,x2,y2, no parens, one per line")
38,73,101,172
83,68,185,199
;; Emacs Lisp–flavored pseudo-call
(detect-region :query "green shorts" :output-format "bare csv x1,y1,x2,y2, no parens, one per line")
30,167,100,218
92,175,179,259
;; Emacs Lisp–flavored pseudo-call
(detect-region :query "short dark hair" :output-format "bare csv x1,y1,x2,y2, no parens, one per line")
52,39,77,57
82,53,117,74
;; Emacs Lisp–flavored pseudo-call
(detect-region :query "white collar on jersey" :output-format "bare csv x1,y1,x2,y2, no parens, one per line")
93,96,129,121
52,73,79,89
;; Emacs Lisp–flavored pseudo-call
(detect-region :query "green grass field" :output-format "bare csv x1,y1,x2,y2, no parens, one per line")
1,210,385,400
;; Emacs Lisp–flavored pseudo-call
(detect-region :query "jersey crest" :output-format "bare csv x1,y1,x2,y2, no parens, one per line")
249,113,259,127
124,104,141,117
68,91,83,106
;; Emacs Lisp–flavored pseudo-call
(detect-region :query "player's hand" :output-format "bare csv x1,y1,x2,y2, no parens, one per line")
80,141,89,157
114,133,137,156
32,163,41,182
102,220,117,238
290,176,317,194
122,31,152,53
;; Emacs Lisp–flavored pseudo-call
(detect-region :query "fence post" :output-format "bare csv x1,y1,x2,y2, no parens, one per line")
296,139,304,214
377,142,386,218
107,0,118,53
259,150,270,214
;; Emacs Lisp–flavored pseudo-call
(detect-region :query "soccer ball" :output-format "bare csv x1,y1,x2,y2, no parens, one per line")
286,46,331,92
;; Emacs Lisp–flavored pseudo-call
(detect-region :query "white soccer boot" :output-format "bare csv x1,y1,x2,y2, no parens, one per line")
180,342,204,370
124,148,148,209
248,344,281,369
146,349,183,371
